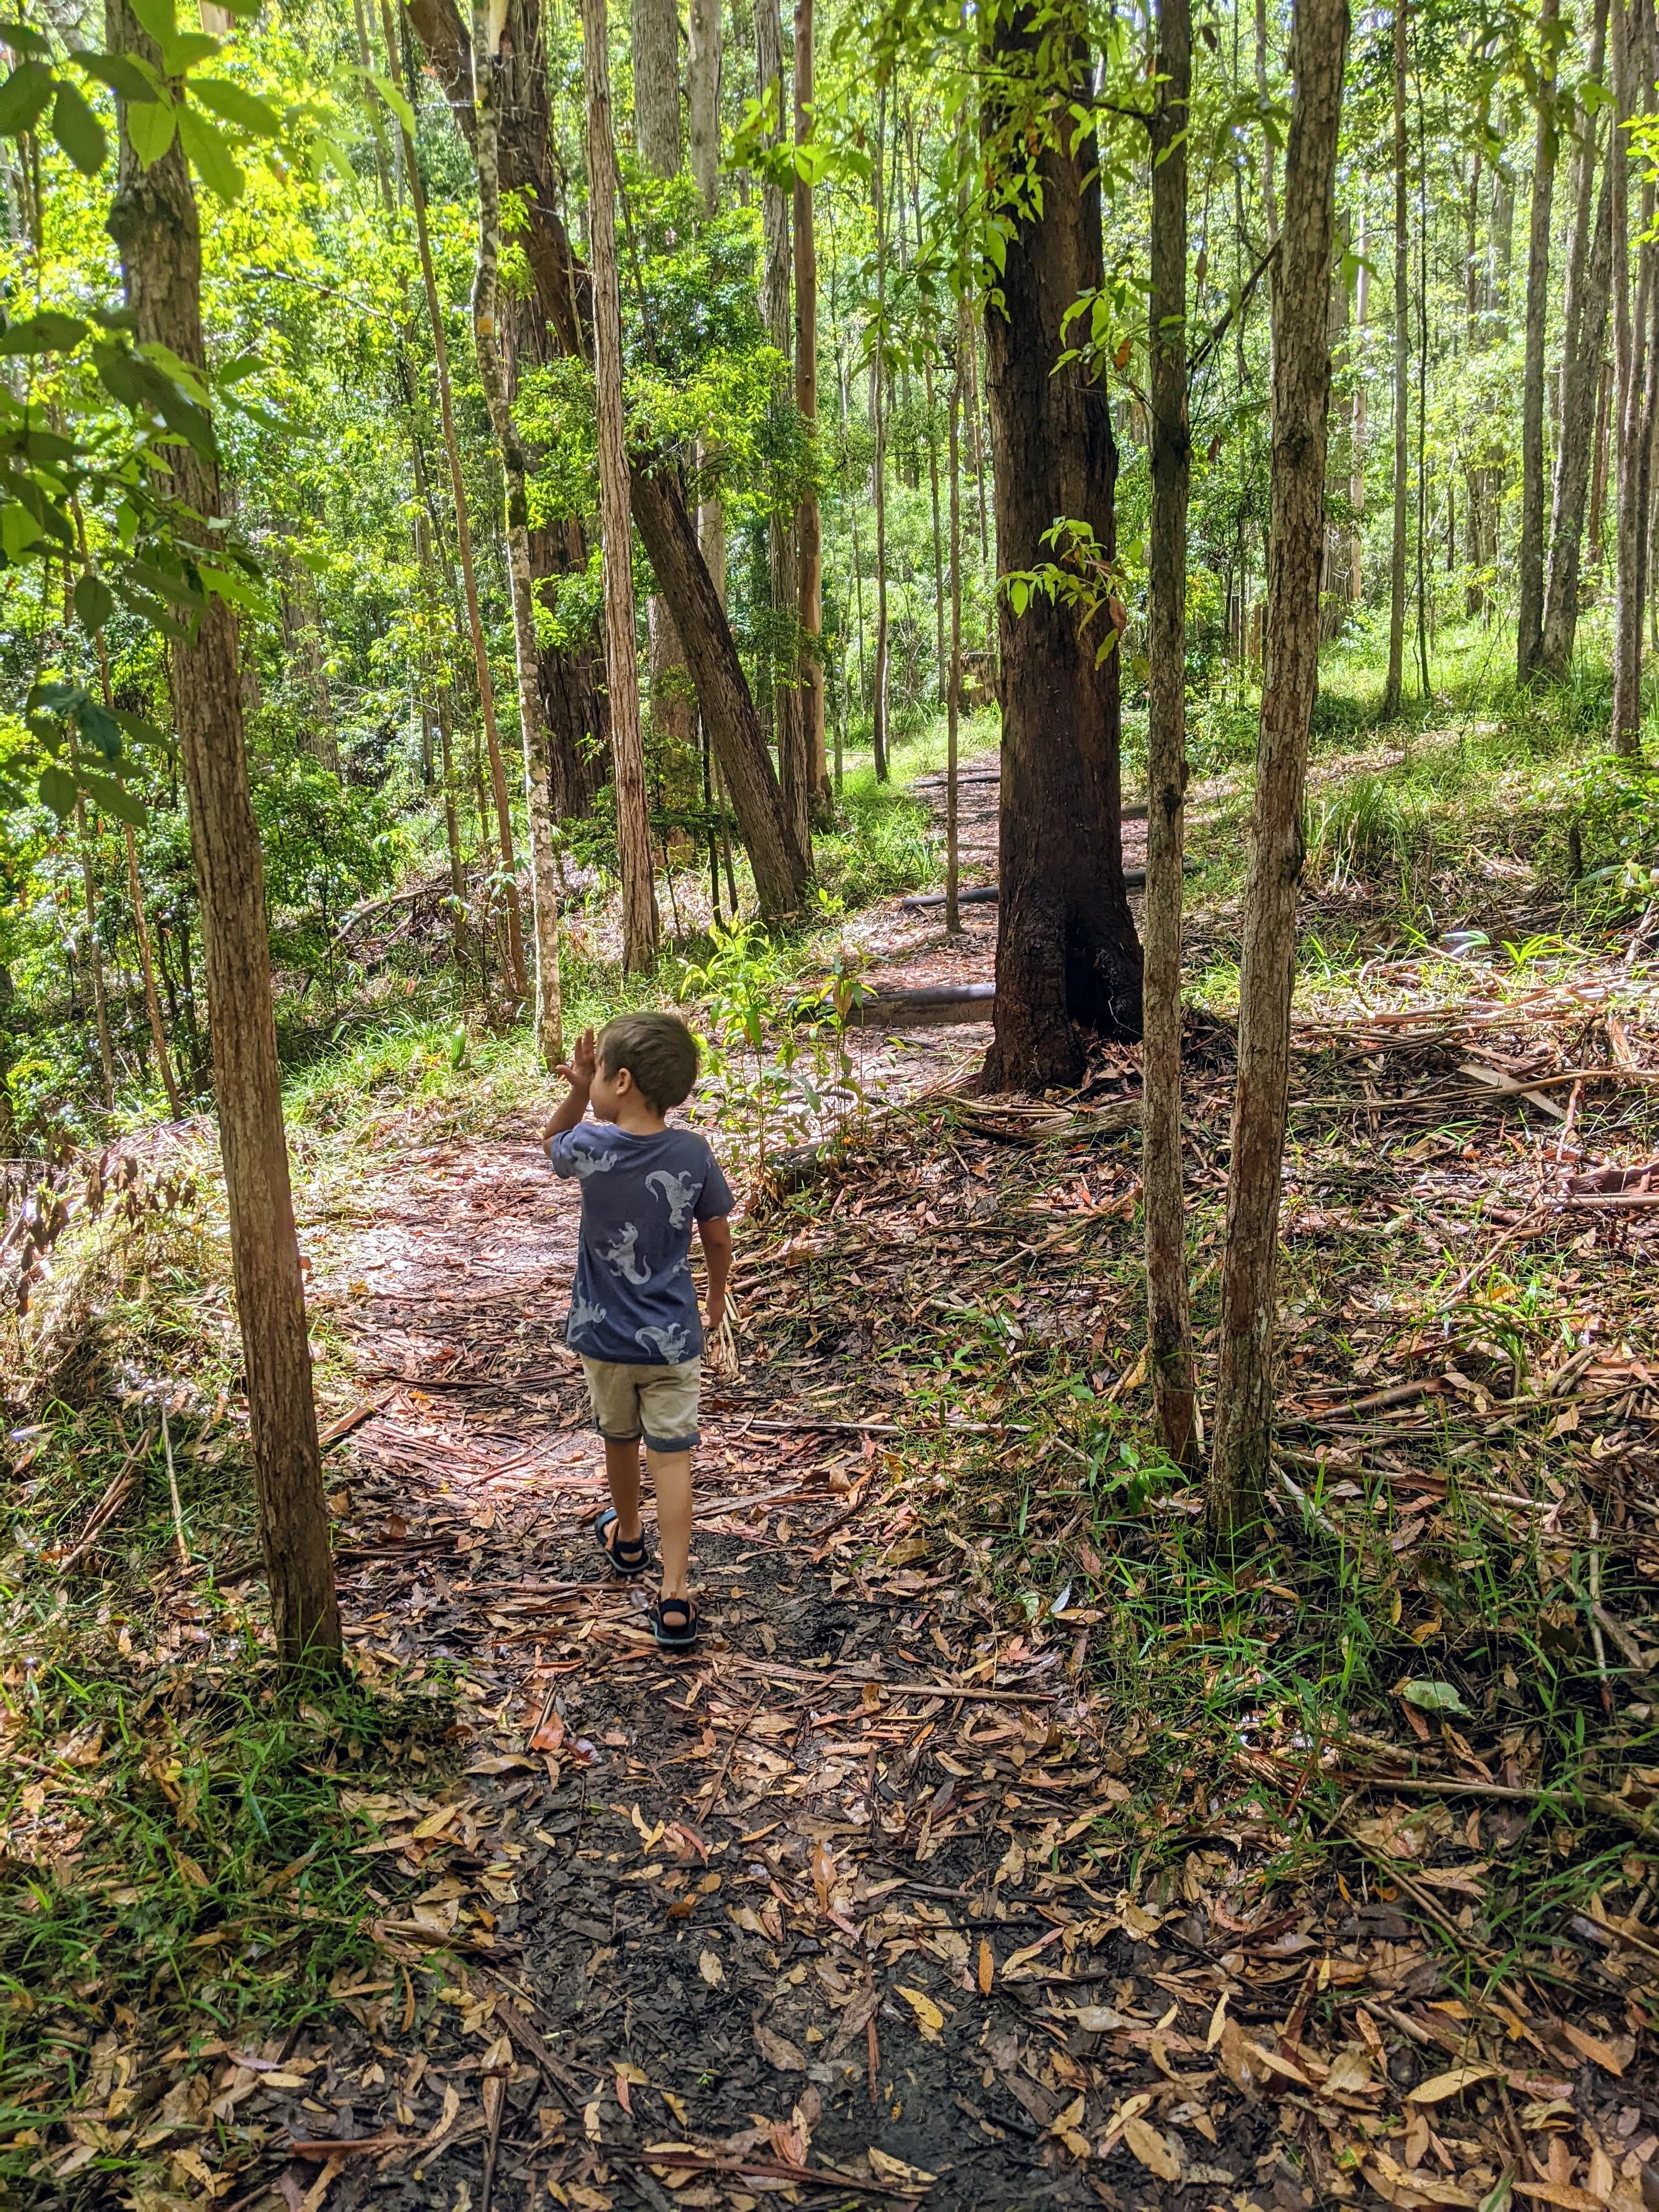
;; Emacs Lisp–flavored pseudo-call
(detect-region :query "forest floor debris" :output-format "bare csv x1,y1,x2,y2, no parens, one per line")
3,746,1659,2208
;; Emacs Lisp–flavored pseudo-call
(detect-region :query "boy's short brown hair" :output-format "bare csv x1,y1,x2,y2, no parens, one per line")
598,1013,699,1112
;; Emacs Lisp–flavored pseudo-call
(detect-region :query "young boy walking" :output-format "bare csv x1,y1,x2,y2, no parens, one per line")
541,1013,732,1649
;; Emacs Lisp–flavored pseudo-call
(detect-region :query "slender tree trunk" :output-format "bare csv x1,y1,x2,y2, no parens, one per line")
1591,349,1613,559
1255,0,1278,241
73,794,115,1109
689,0,721,211
1384,0,1407,717
906,108,946,707
980,0,1143,1090
583,0,661,967
871,80,890,782
1611,0,1651,752
416,509,470,970
125,826,183,1116
107,0,340,1673
470,0,564,1057
947,292,964,939
755,0,808,860
383,0,526,1001
1351,206,1367,601
1206,0,1348,1549
1517,0,1562,680
1145,0,1198,1474
794,0,830,821
1545,119,1613,672
633,0,701,815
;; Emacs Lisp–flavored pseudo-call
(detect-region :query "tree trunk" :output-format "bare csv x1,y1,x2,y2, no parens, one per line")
106,0,341,1674
980,1,1143,1091
583,0,661,968
633,0,700,815
755,0,809,861
470,0,565,1058
794,0,830,821
689,0,721,212
631,0,680,170
871,80,891,782
1544,89,1613,674
1145,0,1198,1475
403,0,809,917
73,794,115,1109
1611,0,1651,752
1206,0,1348,1550
382,0,527,1001
1255,0,1278,242
1517,0,1561,681
1383,0,1407,716
1351,206,1367,601
947,283,964,938
1591,349,1613,559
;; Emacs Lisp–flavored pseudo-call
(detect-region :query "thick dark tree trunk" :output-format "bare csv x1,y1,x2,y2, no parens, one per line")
107,0,341,1674
1517,0,1562,680
1206,0,1348,1549
404,0,809,915
980,2,1142,1092
1145,0,1198,1474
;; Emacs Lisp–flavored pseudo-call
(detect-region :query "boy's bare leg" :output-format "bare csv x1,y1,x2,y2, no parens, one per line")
646,1448,693,1599
603,1437,644,1545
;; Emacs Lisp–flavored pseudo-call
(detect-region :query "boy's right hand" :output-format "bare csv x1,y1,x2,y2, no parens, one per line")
555,1029,598,1093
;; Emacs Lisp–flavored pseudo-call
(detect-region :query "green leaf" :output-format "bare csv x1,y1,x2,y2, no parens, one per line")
366,70,413,135
37,764,76,819
0,23,50,57
189,72,278,134
1401,1680,1470,1717
109,707,174,753
128,0,177,47
178,100,242,200
72,572,115,635
125,85,176,165
78,769,145,825
50,80,107,173
216,0,263,17
0,310,89,355
0,58,54,137
75,699,122,760
74,49,163,103
0,499,44,559
215,349,264,384
159,30,219,72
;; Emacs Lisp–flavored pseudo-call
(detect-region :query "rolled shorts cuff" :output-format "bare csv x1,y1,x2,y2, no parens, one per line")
641,1426,699,1453
581,1355,702,1459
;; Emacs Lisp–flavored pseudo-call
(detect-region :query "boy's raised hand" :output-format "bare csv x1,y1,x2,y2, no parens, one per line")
555,1028,598,1093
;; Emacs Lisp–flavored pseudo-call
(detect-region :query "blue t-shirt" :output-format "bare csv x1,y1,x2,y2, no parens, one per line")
545,1121,733,1364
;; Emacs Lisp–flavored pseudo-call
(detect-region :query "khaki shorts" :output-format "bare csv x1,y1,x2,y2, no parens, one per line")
580,1356,702,1452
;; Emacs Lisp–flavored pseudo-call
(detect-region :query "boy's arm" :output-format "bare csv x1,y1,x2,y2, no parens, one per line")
541,1028,597,1147
698,1215,732,1339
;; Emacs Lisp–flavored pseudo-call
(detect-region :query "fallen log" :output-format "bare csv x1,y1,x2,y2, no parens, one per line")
847,981,997,1028
898,855,1183,913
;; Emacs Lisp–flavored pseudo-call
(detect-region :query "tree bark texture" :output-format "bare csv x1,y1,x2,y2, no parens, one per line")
106,0,341,1673
871,80,890,783
980,0,1143,1091
1206,0,1348,1549
755,0,809,860
631,0,680,173
381,0,527,999
689,0,721,213
470,0,564,1062
1544,108,1613,674
74,794,115,1109
1610,0,1654,752
403,0,809,916
582,0,662,969
1145,0,1198,1474
1516,0,1562,680
794,0,830,820
1384,0,1407,716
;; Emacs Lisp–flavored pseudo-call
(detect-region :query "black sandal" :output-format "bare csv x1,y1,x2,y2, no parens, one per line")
651,1593,698,1650
596,1509,651,1579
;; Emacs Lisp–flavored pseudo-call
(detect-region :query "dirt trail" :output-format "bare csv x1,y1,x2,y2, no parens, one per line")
301,1126,1125,2211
